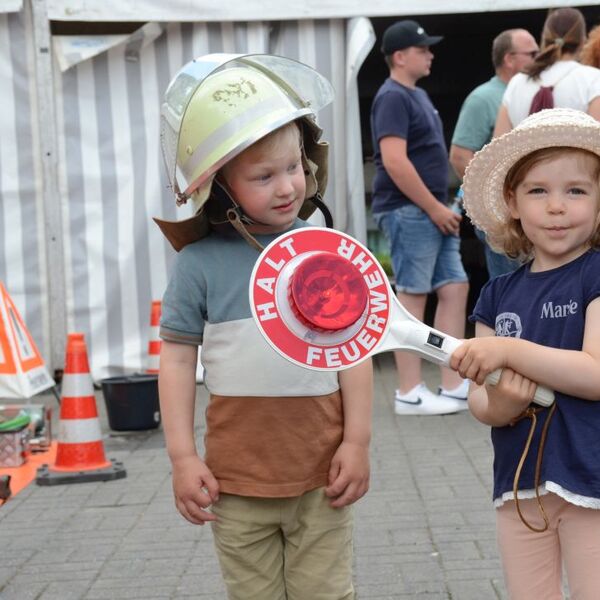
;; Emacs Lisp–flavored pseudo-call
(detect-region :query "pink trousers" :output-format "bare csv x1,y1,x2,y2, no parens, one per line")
496,492,600,600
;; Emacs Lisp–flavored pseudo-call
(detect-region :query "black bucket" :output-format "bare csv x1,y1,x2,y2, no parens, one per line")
101,375,160,431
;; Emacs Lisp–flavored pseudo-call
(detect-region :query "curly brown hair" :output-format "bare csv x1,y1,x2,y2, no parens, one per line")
526,8,586,80
493,147,600,259
580,24,600,68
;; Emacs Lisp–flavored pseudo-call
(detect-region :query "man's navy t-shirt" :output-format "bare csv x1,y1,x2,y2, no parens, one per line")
370,78,448,214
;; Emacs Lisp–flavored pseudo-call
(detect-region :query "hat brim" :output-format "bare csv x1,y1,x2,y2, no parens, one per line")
462,109,600,239
382,34,443,53
421,35,443,47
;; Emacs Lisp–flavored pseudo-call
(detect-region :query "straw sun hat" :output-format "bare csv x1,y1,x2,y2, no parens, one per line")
462,108,600,246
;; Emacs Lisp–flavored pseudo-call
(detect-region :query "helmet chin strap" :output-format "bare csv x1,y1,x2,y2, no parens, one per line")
208,179,271,251
211,178,271,226
208,177,333,252
225,207,266,252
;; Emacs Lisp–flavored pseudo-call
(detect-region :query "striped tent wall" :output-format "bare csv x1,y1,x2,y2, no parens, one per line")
0,4,51,369
51,18,370,380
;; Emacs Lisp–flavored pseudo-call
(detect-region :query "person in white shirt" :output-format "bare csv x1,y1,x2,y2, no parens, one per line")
494,7,600,136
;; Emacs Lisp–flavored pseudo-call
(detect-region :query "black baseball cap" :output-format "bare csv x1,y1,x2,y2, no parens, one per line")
381,20,443,54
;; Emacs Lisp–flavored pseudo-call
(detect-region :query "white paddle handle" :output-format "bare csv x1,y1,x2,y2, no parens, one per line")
484,369,555,407
384,320,554,407
441,336,554,407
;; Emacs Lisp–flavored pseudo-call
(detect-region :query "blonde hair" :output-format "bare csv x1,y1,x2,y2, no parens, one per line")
492,147,600,258
221,121,301,183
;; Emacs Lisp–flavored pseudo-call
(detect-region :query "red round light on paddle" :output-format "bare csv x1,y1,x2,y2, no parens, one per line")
289,252,368,331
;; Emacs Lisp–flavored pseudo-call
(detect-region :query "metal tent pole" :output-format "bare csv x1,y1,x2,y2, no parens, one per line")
31,0,66,374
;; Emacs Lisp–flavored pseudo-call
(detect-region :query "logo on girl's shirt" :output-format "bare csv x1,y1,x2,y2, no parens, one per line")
540,299,578,319
495,312,522,338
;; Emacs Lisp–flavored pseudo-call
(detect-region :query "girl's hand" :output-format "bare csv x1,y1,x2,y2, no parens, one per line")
325,441,370,508
484,368,537,425
171,455,219,525
450,337,510,385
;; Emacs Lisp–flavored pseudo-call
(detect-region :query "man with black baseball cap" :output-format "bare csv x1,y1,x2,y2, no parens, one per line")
370,20,470,415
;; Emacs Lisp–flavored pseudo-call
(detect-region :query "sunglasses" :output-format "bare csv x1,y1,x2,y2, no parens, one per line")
510,51,538,58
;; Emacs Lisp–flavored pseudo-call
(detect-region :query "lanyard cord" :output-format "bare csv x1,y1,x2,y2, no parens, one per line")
224,194,334,253
510,402,557,532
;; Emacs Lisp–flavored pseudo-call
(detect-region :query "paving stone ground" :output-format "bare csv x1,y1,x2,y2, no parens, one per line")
0,354,510,599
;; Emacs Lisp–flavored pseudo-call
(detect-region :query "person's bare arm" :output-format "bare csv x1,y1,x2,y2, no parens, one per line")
452,298,600,400
587,96,600,121
325,359,373,508
159,340,219,525
493,105,513,138
466,323,536,426
380,136,461,235
449,144,475,180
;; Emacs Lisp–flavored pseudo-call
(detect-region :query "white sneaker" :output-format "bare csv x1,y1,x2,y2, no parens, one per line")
438,379,470,412
394,383,465,416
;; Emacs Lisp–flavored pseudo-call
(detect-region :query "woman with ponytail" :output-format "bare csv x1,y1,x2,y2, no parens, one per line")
494,7,600,136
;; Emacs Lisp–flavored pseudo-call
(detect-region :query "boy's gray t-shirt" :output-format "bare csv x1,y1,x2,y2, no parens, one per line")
160,220,339,397
160,221,343,498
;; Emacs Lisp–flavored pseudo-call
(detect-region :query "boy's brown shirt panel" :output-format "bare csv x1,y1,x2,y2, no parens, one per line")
205,391,343,497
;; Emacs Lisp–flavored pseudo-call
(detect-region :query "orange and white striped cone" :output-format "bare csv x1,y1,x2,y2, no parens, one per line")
146,301,161,374
36,333,126,486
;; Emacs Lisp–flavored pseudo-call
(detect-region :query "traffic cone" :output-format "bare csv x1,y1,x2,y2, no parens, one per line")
146,301,161,374
146,299,204,382
36,333,126,486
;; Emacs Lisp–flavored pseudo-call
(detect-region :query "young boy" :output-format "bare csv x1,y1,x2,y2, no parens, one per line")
155,54,373,600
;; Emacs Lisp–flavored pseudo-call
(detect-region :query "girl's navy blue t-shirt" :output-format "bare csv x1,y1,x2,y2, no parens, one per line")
470,250,600,505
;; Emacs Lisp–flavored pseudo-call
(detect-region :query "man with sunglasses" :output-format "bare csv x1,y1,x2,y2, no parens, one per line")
450,28,538,279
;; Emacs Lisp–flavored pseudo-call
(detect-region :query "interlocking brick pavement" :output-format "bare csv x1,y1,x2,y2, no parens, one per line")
0,354,508,599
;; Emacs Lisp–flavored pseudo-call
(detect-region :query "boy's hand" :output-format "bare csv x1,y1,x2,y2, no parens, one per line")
484,367,536,425
450,337,510,385
325,441,370,508
429,203,462,236
171,455,219,525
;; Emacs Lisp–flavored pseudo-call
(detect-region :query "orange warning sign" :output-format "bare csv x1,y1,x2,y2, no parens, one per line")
0,283,54,398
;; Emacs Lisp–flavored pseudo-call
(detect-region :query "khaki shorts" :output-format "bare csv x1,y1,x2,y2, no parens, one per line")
210,487,354,600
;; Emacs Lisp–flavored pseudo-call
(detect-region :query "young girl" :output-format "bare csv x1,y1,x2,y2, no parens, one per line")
457,108,600,600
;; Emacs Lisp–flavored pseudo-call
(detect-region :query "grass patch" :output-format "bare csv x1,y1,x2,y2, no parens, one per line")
373,253,393,277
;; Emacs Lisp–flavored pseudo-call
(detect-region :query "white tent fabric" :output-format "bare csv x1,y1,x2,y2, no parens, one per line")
0,7,375,380
0,0,22,13
53,33,131,72
0,5,50,369
46,0,594,22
